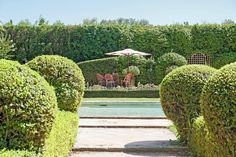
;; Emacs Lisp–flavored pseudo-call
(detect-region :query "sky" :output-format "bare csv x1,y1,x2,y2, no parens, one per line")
0,0,236,25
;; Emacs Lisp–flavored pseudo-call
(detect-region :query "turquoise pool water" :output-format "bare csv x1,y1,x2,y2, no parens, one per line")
78,102,165,116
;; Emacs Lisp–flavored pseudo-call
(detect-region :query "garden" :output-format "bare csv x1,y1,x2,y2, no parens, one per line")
0,22,235,157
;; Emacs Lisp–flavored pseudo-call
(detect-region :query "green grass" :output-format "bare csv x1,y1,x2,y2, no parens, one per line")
83,98,160,102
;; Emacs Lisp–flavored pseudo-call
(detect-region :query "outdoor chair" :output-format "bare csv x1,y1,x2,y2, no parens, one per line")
104,74,115,88
122,73,133,87
112,72,120,86
96,73,105,86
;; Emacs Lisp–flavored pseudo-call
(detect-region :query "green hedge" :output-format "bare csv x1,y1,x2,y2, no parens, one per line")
0,110,78,157
42,110,78,157
0,59,57,151
155,52,187,84
211,52,236,68
78,57,118,85
160,65,216,143
0,149,40,157
189,116,211,157
4,24,236,67
84,89,159,98
200,62,236,157
78,56,157,85
27,55,85,112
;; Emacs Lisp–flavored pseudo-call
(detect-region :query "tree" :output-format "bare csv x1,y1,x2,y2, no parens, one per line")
222,19,235,24
0,28,15,59
53,20,65,26
35,16,49,26
18,19,32,26
86,18,150,25
83,18,98,25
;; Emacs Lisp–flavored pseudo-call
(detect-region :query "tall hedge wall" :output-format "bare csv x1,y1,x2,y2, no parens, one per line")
3,24,236,66
78,56,157,85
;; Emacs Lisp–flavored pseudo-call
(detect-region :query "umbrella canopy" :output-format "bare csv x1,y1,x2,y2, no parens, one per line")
105,49,152,56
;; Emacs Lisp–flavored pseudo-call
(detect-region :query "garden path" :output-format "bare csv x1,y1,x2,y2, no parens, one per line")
69,117,188,157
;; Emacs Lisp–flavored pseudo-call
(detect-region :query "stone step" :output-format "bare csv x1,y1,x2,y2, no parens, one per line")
80,116,167,119
79,118,172,128
73,128,187,153
69,151,188,157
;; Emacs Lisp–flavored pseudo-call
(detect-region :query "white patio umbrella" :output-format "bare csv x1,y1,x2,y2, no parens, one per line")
105,48,152,57
105,48,152,72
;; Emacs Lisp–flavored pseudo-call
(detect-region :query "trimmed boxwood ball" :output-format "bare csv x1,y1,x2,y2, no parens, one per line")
160,65,216,143
201,62,236,156
0,59,57,151
156,52,187,84
27,55,85,112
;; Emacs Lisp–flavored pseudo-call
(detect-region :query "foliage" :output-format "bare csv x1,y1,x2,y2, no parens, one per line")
0,28,15,59
160,65,216,144
122,65,140,76
27,55,85,112
0,110,79,157
78,56,157,85
0,149,40,157
129,26,168,60
156,52,187,84
3,23,236,69
189,116,212,157
200,62,236,157
222,19,235,24
211,52,236,68
191,25,226,56
42,110,78,157
165,65,179,74
83,18,150,26
0,59,57,151
78,57,119,85
160,25,193,57
84,89,159,98
117,56,156,84
86,83,159,90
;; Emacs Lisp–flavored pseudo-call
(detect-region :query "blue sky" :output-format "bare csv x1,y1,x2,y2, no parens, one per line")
0,0,236,25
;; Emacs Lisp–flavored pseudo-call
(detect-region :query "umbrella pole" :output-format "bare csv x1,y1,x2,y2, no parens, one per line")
127,54,130,73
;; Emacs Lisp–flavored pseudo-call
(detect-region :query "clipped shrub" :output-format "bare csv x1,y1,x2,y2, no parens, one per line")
156,52,187,84
78,56,157,85
42,110,78,157
165,65,179,74
0,149,40,157
189,116,211,157
201,62,236,156
0,59,57,151
211,52,236,69
27,55,85,112
160,65,216,143
122,65,140,76
78,57,118,85
0,110,79,157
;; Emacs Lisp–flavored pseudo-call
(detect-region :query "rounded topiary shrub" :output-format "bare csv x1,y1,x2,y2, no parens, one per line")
0,59,57,151
160,65,216,143
27,55,85,112
156,52,187,84
201,62,236,156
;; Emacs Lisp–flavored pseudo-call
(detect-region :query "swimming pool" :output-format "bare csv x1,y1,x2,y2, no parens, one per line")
78,102,165,117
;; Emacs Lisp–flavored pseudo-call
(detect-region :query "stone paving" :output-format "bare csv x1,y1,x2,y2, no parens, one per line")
79,118,173,128
70,152,187,157
70,117,188,157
